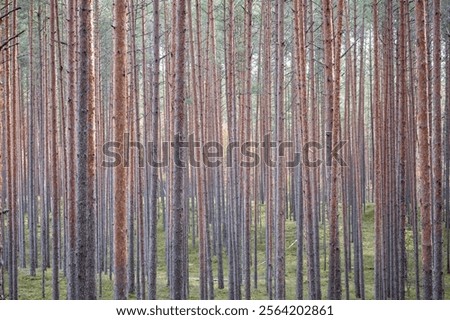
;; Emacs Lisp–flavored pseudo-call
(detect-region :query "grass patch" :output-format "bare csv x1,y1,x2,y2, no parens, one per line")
3,202,450,299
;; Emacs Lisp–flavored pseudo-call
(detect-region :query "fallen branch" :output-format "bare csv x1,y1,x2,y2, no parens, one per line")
287,239,298,250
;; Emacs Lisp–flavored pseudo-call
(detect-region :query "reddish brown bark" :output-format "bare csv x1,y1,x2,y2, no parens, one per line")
113,0,128,300
415,0,432,300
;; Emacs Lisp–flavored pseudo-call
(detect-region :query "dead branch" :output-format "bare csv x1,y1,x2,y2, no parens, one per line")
0,30,25,51
0,6,21,21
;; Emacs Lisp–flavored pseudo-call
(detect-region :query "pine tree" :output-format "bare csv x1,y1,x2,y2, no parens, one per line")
113,0,128,300
415,0,432,300
76,0,97,300
171,0,188,300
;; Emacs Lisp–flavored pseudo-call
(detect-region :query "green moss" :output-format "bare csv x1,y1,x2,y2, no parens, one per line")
3,202,450,299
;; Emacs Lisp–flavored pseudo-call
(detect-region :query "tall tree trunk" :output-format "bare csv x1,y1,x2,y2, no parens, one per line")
323,0,342,300
224,0,240,300
188,0,207,299
171,0,187,300
373,0,383,299
127,0,137,295
242,0,253,301
398,0,408,300
308,0,321,298
113,0,128,300
148,0,160,301
431,0,443,300
5,0,18,299
274,0,286,300
415,0,432,300
66,0,78,300
50,0,60,300
0,14,4,300
76,0,97,300
137,1,147,300
28,0,37,279
260,0,273,299
294,0,315,300
445,37,450,276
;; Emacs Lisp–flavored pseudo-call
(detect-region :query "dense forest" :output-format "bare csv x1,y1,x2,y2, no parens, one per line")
0,0,449,300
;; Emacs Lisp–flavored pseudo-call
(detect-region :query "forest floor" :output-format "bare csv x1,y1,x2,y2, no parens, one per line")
3,203,450,299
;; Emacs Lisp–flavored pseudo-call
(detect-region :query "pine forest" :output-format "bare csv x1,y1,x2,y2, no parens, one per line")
0,0,450,300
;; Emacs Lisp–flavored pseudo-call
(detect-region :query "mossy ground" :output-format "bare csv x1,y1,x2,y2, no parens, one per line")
3,203,450,299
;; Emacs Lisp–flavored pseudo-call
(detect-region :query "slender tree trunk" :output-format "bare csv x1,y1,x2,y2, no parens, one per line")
415,0,432,300
148,0,160,301
50,0,60,300
127,0,137,296
28,0,37,278
224,0,240,300
373,0,384,299
76,0,97,300
171,0,187,300
445,39,450,276
0,16,4,301
323,0,342,300
260,0,273,299
242,0,252,301
294,0,316,300
113,0,128,300
274,0,286,300
137,1,147,300
308,0,321,298
206,0,224,290
431,0,443,300
66,0,78,300
5,0,18,299
398,0,408,300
